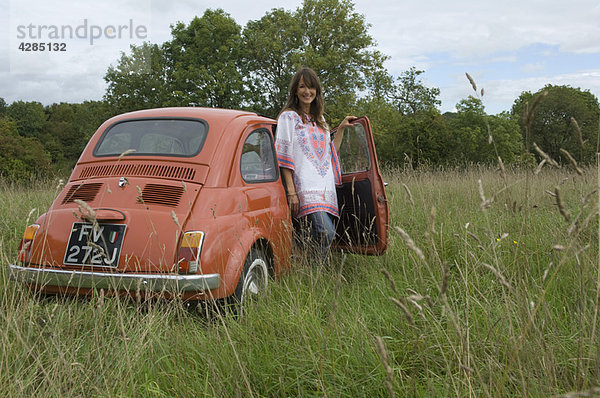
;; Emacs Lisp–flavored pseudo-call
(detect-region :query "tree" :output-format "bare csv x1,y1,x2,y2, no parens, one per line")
242,8,303,117
356,67,445,167
6,100,46,138
296,0,390,122
448,96,522,164
103,0,392,122
0,117,54,181
394,67,441,115
72,100,115,141
39,103,100,173
104,42,170,113
166,9,246,108
512,85,600,163
356,93,450,167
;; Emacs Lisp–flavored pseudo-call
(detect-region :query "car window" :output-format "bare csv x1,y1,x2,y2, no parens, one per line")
241,129,278,183
339,123,371,173
94,119,208,157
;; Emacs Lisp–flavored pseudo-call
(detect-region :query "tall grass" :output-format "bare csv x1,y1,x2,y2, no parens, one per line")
0,165,598,396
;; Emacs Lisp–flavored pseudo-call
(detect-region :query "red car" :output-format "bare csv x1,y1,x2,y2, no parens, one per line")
11,107,388,306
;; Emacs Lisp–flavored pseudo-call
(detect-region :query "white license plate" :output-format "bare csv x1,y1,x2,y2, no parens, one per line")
63,223,126,267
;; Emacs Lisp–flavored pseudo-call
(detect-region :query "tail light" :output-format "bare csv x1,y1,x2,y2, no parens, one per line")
177,231,205,274
18,224,40,264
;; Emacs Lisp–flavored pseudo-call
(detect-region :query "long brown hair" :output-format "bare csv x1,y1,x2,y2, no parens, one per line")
281,67,327,130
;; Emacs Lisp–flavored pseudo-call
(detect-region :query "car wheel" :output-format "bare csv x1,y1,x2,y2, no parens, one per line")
232,247,269,315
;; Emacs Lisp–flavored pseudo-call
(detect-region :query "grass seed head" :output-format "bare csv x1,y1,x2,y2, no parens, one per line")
395,226,425,261
524,91,548,127
570,117,586,149
534,159,547,175
559,148,583,176
390,297,414,325
465,72,477,92
402,183,414,206
118,149,136,160
554,187,571,222
482,262,511,289
171,210,181,227
381,268,398,295
74,199,96,223
533,143,560,168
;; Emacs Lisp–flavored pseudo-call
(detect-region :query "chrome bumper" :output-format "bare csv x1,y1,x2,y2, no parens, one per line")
9,264,221,293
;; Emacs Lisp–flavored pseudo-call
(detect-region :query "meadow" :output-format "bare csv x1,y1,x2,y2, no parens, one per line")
0,165,598,397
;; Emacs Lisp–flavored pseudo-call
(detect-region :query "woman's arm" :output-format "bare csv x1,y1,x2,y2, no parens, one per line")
333,115,357,152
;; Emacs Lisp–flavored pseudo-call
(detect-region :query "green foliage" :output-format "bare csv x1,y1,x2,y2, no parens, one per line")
511,85,600,164
355,68,447,168
167,9,247,109
6,100,46,138
242,8,303,117
104,42,170,113
394,67,441,115
38,102,113,173
103,0,389,124
0,100,113,180
0,98,6,116
0,117,53,181
446,96,523,164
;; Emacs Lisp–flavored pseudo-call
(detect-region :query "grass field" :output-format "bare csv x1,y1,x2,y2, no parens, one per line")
1,165,599,397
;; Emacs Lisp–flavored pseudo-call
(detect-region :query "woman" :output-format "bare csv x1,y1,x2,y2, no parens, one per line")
275,67,356,263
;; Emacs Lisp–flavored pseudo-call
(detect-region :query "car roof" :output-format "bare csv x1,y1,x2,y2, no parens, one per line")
73,107,276,186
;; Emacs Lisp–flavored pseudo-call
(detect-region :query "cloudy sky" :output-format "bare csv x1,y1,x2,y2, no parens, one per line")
1,0,599,114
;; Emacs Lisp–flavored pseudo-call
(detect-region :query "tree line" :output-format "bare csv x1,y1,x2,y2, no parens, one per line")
1,0,599,182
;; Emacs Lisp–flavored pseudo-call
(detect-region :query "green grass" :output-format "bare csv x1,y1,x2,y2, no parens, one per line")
1,166,599,397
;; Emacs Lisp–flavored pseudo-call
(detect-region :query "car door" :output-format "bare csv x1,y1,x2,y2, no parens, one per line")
333,116,389,255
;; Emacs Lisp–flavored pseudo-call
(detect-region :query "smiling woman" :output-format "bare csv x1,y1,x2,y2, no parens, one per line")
275,67,358,264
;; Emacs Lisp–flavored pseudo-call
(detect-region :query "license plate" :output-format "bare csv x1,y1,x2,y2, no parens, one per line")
63,223,126,267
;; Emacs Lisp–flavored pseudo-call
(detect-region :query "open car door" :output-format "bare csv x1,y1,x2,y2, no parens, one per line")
333,116,389,255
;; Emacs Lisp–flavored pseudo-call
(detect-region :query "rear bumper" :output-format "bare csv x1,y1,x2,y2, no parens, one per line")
9,264,221,293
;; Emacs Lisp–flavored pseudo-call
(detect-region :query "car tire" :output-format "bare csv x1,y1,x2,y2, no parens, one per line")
231,246,269,315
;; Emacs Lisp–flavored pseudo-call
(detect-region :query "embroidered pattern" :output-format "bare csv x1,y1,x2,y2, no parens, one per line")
276,139,294,170
289,113,331,177
297,189,339,218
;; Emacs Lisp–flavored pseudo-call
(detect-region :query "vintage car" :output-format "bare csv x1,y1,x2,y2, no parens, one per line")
10,107,388,306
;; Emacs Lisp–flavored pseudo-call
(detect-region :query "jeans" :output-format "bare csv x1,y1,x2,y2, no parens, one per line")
300,211,336,264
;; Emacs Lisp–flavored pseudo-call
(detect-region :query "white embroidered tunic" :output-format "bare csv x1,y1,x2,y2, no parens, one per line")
275,110,342,218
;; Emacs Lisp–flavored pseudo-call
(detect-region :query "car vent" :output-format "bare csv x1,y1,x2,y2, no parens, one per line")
138,184,184,207
79,164,196,181
62,183,103,204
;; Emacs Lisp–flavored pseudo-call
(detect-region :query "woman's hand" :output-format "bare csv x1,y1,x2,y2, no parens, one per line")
338,115,358,130
333,115,358,152
287,192,299,215
281,168,299,215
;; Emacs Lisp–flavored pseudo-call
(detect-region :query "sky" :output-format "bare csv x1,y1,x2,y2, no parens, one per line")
1,0,599,115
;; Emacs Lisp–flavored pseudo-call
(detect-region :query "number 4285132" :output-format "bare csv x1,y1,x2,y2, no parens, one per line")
18,42,66,51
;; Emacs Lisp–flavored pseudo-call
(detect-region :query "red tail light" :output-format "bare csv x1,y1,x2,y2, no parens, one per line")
177,231,205,274
18,224,40,264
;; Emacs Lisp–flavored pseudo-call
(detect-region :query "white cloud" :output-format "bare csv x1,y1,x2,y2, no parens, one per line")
521,62,546,74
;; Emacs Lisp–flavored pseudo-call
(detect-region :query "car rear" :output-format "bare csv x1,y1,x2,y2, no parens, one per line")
11,111,222,299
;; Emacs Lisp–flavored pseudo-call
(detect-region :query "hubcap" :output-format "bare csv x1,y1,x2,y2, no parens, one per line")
241,258,267,306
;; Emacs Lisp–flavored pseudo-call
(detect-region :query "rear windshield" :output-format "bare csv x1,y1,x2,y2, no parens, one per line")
94,118,208,157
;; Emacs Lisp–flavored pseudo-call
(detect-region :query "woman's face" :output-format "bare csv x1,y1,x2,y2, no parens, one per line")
296,76,316,111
